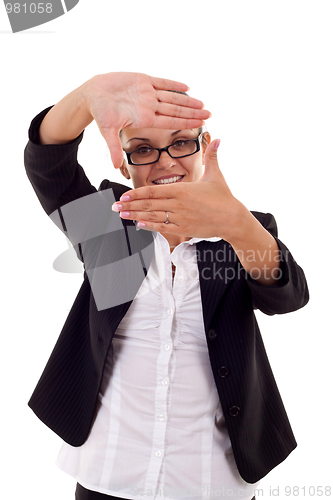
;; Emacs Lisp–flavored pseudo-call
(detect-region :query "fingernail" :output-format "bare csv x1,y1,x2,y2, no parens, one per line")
214,139,221,150
120,194,131,201
137,222,146,228
120,211,130,218
111,203,122,212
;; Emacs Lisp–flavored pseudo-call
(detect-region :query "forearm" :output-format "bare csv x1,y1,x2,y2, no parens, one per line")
227,204,281,286
24,106,96,215
39,80,93,145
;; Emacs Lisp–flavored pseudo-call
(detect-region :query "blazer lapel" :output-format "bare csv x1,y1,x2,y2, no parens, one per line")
196,239,238,331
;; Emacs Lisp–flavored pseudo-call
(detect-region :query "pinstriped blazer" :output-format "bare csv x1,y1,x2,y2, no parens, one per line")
24,107,309,484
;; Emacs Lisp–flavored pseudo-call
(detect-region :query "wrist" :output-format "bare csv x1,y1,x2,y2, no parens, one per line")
67,80,94,130
82,76,99,118
39,82,93,145
225,206,281,285
220,199,250,244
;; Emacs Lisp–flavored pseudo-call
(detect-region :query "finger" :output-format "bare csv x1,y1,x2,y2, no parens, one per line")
152,115,208,130
112,198,177,213
202,138,221,179
136,220,180,233
154,101,211,121
204,138,220,164
100,127,124,170
156,90,205,110
119,184,181,202
150,76,189,93
202,139,231,191
119,209,174,224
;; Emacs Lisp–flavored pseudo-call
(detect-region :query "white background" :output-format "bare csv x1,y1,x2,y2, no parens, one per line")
1,1,332,499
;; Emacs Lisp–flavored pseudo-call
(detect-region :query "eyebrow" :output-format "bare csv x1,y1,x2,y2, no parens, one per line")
126,130,193,144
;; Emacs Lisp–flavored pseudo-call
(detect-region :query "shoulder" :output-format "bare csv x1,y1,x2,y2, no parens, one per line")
98,179,132,200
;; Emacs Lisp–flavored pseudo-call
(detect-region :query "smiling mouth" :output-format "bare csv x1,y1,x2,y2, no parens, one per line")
153,175,184,185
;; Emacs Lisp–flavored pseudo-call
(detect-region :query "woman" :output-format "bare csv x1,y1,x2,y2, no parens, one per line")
24,72,309,500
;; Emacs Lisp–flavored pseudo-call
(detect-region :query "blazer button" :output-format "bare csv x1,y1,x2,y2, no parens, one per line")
228,406,241,417
208,329,217,340
218,366,229,378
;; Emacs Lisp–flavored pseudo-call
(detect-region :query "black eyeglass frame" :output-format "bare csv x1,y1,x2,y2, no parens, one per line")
125,133,203,166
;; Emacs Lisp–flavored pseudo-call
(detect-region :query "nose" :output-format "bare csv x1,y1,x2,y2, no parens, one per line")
155,150,176,169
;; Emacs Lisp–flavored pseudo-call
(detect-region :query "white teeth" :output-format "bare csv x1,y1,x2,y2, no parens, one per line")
154,175,183,185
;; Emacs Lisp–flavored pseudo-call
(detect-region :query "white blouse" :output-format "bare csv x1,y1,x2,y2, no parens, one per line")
56,232,259,500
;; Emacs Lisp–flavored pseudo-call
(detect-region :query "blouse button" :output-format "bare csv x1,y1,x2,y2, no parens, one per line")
164,344,171,351
155,450,162,458
161,378,169,386
157,414,165,421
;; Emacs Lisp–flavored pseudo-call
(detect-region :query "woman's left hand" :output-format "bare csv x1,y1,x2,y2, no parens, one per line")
111,139,246,242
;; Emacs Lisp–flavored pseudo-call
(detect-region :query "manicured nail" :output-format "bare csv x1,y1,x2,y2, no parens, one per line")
137,222,146,228
214,139,221,150
120,211,130,218
111,203,122,212
120,194,131,201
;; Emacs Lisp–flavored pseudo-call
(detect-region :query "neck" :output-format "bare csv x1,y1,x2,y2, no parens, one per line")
159,231,191,252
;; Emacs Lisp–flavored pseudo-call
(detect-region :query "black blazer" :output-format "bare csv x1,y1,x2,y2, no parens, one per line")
24,107,309,485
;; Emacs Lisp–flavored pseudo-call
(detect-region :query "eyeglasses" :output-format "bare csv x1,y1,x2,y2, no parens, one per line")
125,133,203,166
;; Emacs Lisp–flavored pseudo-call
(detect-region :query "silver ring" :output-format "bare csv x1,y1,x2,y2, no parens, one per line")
164,211,170,224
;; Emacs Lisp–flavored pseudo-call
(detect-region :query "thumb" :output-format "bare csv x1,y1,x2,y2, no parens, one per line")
201,138,221,179
100,127,124,170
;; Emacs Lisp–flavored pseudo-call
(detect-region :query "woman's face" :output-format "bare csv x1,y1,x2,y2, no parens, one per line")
119,128,211,188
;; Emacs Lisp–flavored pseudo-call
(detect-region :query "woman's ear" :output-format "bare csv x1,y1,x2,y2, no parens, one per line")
120,159,131,180
201,132,211,164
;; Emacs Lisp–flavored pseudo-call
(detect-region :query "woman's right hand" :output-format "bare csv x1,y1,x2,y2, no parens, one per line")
39,72,211,170
87,72,211,169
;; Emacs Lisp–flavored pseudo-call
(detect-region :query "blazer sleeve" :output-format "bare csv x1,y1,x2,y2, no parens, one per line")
24,106,97,217
24,107,137,275
245,211,309,316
